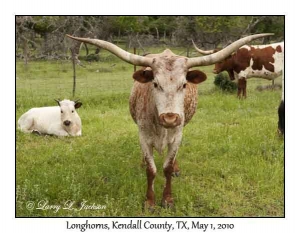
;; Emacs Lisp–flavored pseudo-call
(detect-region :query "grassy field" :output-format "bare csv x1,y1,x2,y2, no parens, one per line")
16,49,284,217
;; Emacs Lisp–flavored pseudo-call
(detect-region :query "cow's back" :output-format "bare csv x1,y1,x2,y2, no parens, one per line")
235,42,284,80
22,106,61,134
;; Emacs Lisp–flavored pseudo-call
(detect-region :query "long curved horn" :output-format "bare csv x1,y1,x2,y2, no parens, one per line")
66,35,153,67
187,33,274,68
192,40,215,55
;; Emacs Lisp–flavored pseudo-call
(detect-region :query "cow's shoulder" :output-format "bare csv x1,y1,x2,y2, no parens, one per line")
184,83,198,125
129,81,153,123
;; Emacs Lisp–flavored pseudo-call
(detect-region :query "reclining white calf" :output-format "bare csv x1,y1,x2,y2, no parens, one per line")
18,99,82,136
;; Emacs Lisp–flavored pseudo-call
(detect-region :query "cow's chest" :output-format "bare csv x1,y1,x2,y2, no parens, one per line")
138,122,183,155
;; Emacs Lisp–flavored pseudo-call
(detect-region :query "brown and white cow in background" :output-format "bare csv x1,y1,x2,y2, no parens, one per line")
193,40,284,98
67,33,272,209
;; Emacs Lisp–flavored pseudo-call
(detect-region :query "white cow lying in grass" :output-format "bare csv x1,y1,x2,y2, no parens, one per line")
18,99,82,136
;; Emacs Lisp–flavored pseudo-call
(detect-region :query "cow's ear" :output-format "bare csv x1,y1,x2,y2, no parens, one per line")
186,70,207,84
74,102,82,109
54,99,61,106
133,70,154,83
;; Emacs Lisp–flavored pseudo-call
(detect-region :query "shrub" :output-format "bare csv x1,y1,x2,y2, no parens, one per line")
79,54,100,62
214,72,237,92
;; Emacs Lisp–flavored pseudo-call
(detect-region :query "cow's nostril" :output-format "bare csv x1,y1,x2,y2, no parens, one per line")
163,113,179,124
64,120,71,126
159,113,181,128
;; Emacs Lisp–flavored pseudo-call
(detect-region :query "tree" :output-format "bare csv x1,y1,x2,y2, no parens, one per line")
16,16,284,62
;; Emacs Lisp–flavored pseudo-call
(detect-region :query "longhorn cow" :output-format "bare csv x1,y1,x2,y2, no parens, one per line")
193,40,284,98
67,33,273,209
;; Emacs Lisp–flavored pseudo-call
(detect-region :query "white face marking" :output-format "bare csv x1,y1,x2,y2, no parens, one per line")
152,55,188,120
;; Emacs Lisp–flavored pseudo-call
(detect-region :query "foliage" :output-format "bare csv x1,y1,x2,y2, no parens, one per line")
16,16,284,63
214,72,238,92
195,16,246,34
254,16,284,38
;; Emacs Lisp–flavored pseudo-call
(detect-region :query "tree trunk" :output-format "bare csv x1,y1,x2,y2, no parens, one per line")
128,36,132,49
83,43,89,56
70,48,77,97
155,27,159,40
23,38,28,66
134,47,136,72
137,39,146,54
186,44,190,57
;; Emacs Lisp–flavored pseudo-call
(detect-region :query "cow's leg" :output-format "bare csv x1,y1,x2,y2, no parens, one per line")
145,152,156,208
238,78,246,98
162,135,181,208
242,78,247,98
32,130,41,135
53,129,69,137
172,159,180,177
139,134,156,210
162,146,177,208
237,79,242,98
18,115,34,133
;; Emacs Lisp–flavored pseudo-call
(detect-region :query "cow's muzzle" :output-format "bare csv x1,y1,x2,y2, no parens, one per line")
63,120,71,126
159,113,181,128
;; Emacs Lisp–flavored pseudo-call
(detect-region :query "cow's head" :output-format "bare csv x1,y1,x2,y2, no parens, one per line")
213,55,234,75
66,33,273,128
192,40,237,80
132,51,207,128
55,99,82,128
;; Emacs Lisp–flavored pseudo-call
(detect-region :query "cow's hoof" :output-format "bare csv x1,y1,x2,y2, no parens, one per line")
31,130,41,135
161,198,174,209
144,200,155,213
172,171,180,177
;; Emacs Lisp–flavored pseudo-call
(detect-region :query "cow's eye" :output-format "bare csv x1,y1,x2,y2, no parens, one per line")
153,82,158,88
61,110,63,114
72,110,74,113
183,83,187,89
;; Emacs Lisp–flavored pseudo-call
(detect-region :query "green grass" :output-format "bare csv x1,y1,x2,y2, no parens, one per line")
16,54,284,217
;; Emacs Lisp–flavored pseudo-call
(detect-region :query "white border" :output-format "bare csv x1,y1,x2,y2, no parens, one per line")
2,1,299,232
